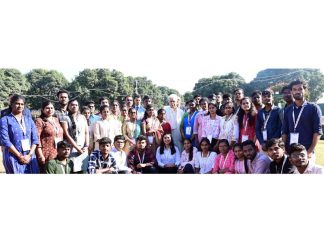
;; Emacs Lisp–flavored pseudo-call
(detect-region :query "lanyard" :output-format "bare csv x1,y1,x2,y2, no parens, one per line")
278,156,287,174
14,115,27,136
262,109,272,130
48,119,59,137
292,104,305,132
221,152,230,169
137,152,145,164
188,111,197,124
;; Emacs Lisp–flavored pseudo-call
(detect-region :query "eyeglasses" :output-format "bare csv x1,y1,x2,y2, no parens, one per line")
290,153,307,159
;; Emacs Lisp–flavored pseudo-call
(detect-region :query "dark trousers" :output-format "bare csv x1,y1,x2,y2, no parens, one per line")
182,164,195,174
158,166,178,174
141,166,158,174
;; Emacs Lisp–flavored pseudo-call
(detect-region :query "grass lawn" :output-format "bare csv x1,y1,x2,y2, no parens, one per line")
315,140,324,166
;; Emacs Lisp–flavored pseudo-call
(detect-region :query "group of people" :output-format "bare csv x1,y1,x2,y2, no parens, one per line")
0,79,323,174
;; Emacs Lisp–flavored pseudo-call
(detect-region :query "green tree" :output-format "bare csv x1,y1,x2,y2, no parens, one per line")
25,69,69,109
249,69,324,102
0,69,30,109
191,72,246,98
68,69,180,109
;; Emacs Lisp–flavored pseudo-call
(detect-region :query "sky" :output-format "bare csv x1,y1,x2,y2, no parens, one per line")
1,0,324,98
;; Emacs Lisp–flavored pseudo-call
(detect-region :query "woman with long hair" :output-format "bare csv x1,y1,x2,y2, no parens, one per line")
201,102,221,150
237,97,257,143
122,107,142,154
194,138,217,174
212,139,235,174
61,99,89,173
178,138,197,174
233,143,248,174
218,101,239,147
156,133,180,174
35,100,64,173
142,104,163,152
0,95,39,173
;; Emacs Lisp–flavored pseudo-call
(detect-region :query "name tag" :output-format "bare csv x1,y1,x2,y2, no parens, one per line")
262,130,268,141
185,126,192,136
21,139,31,151
207,135,213,143
241,135,249,142
290,133,299,145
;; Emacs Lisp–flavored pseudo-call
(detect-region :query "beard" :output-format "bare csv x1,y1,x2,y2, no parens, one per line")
293,94,303,100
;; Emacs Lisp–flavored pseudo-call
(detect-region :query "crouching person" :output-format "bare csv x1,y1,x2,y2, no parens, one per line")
127,135,158,174
289,143,323,174
88,137,117,174
45,141,74,174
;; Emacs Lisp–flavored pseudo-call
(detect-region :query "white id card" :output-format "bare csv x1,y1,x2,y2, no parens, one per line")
207,135,213,143
242,135,249,142
262,130,268,141
54,137,62,148
185,126,192,135
21,139,31,151
290,133,299,145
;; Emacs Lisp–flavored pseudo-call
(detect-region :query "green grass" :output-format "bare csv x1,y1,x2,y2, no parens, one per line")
315,140,324,166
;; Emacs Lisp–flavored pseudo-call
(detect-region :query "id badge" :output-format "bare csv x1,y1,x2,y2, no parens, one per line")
21,139,31,151
185,126,192,135
290,133,299,145
207,135,213,143
242,135,249,142
262,130,268,141
54,137,62,148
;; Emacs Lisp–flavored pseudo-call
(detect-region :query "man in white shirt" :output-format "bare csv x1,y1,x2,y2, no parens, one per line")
110,135,131,173
242,140,271,174
164,94,184,151
289,143,323,174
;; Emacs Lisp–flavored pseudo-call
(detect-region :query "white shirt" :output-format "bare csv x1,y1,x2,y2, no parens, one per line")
164,106,184,130
219,114,239,142
156,146,180,168
293,163,324,174
180,147,198,168
110,148,130,172
194,151,217,174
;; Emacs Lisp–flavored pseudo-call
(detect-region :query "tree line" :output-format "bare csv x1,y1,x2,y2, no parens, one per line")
1,68,323,110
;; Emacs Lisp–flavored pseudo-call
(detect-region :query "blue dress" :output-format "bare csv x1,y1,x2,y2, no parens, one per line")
0,113,39,174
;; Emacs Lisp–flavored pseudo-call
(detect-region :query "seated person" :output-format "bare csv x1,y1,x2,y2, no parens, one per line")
45,141,74,174
110,135,131,173
289,143,323,174
242,140,271,174
88,137,117,174
265,138,295,174
127,135,158,174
